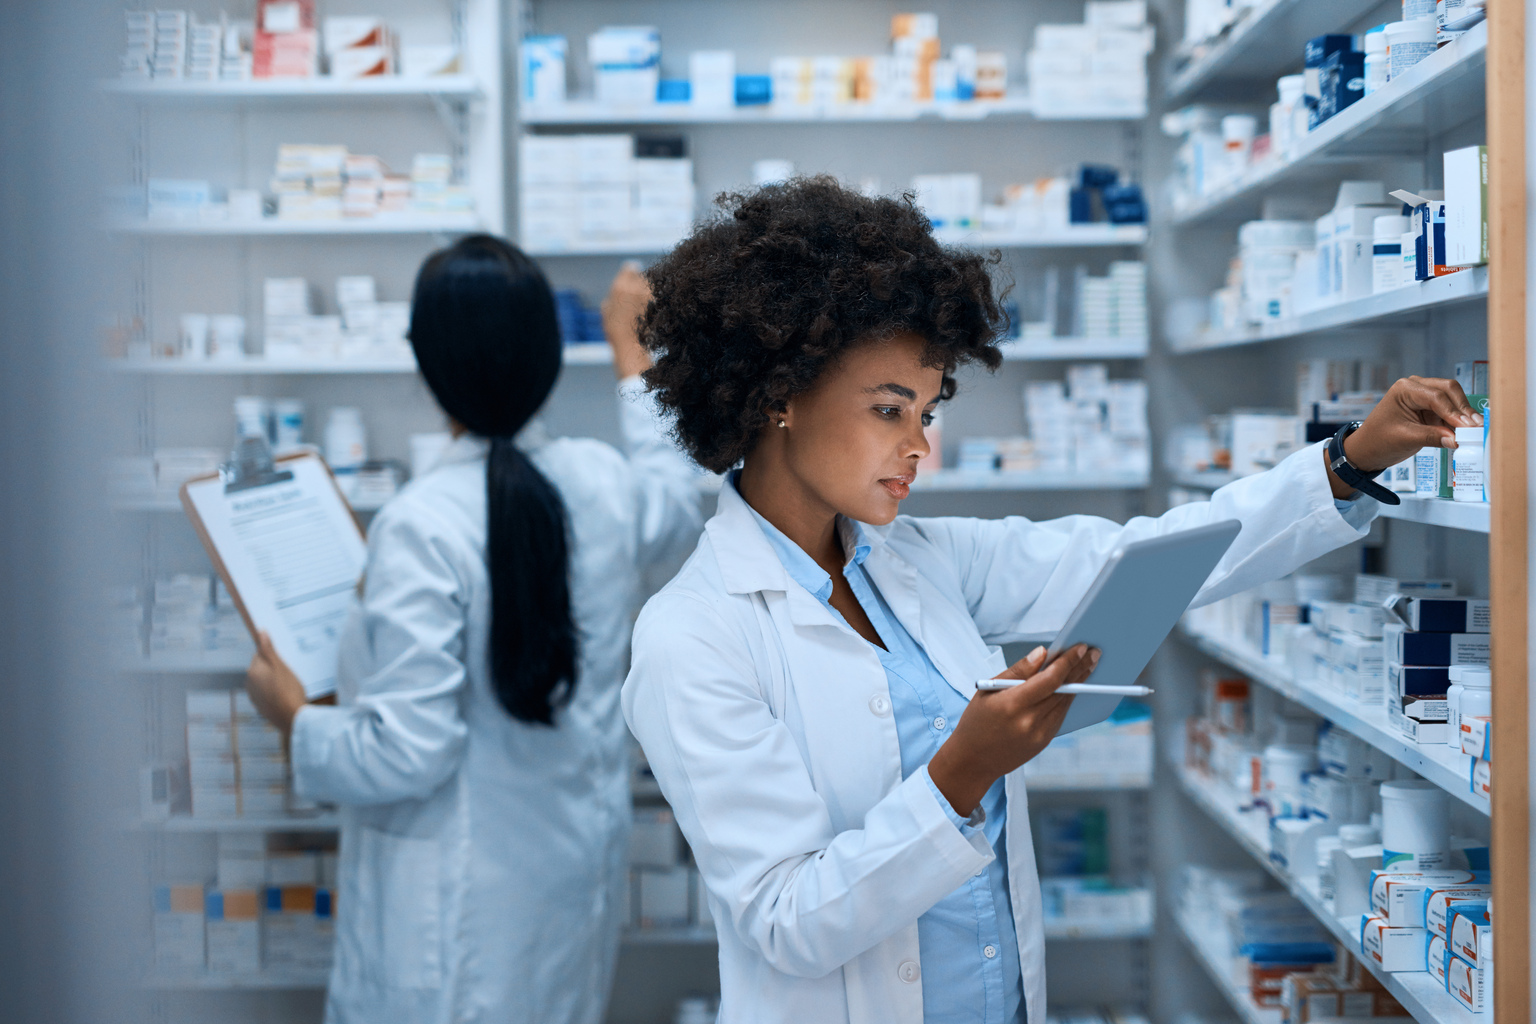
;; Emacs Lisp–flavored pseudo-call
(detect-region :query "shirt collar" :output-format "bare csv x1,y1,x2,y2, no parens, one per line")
731,470,873,603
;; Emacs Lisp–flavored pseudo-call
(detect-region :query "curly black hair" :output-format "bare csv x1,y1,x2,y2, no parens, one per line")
639,175,1008,473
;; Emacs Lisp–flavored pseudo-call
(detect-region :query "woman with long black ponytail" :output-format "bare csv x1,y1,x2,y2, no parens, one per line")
244,236,702,1024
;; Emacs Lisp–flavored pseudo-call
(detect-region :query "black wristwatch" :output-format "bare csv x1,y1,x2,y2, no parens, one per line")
1327,421,1401,505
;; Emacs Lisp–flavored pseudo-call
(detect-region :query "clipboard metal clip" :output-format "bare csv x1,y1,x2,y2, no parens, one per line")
222,436,295,493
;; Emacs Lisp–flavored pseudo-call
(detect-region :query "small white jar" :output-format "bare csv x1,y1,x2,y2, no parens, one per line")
324,407,368,472
1363,29,1389,95
1456,666,1493,731
1451,426,1485,501
1386,18,1438,80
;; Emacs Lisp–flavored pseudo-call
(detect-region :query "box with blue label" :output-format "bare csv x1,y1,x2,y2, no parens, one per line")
1370,869,1482,926
1423,885,1490,938
1449,904,1491,968
1389,597,1490,633
1460,717,1491,761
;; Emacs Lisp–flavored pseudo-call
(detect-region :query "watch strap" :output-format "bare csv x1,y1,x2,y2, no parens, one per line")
1328,421,1401,505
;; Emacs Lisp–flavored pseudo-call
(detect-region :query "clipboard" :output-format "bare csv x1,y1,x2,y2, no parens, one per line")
180,439,368,699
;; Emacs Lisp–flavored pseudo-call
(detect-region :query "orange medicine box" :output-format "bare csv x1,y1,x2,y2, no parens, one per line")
1449,904,1492,968
1446,954,1488,1012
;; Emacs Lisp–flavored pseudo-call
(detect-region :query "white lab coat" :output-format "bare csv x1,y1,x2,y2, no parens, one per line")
623,441,1375,1024
291,381,701,1024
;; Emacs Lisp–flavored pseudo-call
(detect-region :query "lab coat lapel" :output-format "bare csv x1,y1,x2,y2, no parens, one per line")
861,537,982,700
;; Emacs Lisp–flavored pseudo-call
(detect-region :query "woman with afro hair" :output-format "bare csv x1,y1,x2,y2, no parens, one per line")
621,176,1479,1024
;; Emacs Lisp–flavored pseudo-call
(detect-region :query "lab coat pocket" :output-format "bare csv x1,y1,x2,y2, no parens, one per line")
352,827,443,990
982,644,1007,676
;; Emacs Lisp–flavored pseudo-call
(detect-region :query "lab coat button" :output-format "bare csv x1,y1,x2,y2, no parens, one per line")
933,715,947,731
898,960,920,983
983,945,997,959
868,694,892,717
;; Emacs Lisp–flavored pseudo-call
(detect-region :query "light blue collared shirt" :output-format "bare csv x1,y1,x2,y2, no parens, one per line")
742,497,1023,1024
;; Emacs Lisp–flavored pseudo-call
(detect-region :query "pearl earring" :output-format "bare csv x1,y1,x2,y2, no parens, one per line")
778,420,787,428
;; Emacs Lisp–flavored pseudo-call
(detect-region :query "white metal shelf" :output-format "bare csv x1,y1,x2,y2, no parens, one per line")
1171,472,1491,534
1176,764,1481,1024
105,75,480,100
1170,267,1490,352
106,345,614,374
1023,771,1152,791
526,224,1147,258
913,470,1149,493
1166,0,1385,102
1173,907,1278,1024
998,337,1147,361
109,213,483,236
1177,627,1489,815
144,971,329,990
520,94,1144,126
136,815,339,832
1171,22,1488,227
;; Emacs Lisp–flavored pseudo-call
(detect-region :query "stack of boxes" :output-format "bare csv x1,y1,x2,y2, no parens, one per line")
1075,262,1147,339
1026,1,1152,117
1360,866,1491,1012
122,9,199,80
153,837,336,977
147,574,250,662
253,0,319,79
322,17,397,79
186,690,290,819
1023,702,1152,782
1383,587,1490,745
518,134,694,253
911,173,982,233
1019,363,1150,476
269,145,463,221
408,154,471,215
628,808,711,935
262,275,410,362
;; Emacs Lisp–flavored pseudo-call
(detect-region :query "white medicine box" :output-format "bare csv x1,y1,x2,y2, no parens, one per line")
1359,913,1427,972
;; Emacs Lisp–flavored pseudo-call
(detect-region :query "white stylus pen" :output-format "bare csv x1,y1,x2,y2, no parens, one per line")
973,680,1154,696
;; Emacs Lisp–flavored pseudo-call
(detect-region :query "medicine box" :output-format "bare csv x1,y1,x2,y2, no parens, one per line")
1423,886,1490,938
1388,663,1451,696
1443,145,1488,268
1448,904,1491,967
1460,717,1492,761
1360,913,1428,972
1446,953,1488,1012
1427,934,1451,987
1390,597,1490,633
1469,757,1490,800
1332,602,1387,638
1369,870,1479,927
1382,622,1490,667
153,884,207,972
205,888,261,973
1387,696,1449,744
1355,574,1456,605
1268,816,1331,871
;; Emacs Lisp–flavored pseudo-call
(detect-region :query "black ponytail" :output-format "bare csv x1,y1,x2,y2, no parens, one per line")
409,235,577,726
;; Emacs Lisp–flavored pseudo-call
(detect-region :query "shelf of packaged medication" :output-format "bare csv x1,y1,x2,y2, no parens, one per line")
1172,907,1278,1024
143,970,329,990
519,94,1143,126
1165,0,1385,103
1176,628,1489,815
1172,473,1490,534
1170,267,1490,353
1175,765,1480,1024
913,470,1149,493
1022,771,1152,791
136,815,340,832
108,213,483,236
998,337,1147,361
1170,21,1488,227
933,225,1148,249
1042,915,1154,941
104,75,480,101
622,926,717,946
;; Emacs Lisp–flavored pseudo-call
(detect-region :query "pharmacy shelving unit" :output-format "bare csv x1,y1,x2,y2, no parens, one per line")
512,2,1158,1020
1146,2,1506,1023
108,1,505,1018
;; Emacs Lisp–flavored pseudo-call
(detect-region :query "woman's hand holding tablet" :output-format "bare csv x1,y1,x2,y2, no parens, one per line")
926,643,1100,817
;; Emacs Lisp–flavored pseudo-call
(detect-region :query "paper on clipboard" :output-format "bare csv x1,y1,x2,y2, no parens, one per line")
182,453,367,699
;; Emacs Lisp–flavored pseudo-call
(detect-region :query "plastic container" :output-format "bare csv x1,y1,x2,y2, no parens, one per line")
233,396,271,442
1381,779,1450,871
1317,834,1344,899
272,399,304,452
1414,446,1442,496
1403,0,1437,19
1455,666,1493,727
179,314,210,360
1363,28,1389,94
1386,18,1438,80
1339,822,1381,848
324,407,368,472
1262,744,1317,818
1451,426,1485,501
1372,215,1409,293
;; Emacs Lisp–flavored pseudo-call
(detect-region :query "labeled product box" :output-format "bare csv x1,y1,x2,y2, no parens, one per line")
1370,869,1480,926
153,884,207,972
1444,145,1489,268
1427,934,1451,987
1449,904,1491,967
1382,622,1490,667
1387,696,1448,744
1355,575,1457,605
1423,886,1491,938
1269,816,1332,871
264,885,335,971
1446,953,1488,1012
205,888,261,973
1389,597,1490,633
1360,913,1428,972
1388,663,1452,696
1460,717,1492,761
1469,757,1490,800
1333,602,1387,638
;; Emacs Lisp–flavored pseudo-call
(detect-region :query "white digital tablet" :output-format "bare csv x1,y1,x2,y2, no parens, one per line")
1039,519,1242,735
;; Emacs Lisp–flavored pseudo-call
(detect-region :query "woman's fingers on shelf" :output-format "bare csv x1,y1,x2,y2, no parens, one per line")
1405,374,1481,426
